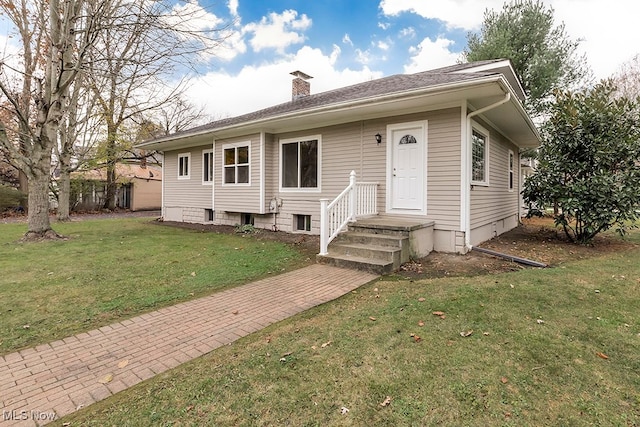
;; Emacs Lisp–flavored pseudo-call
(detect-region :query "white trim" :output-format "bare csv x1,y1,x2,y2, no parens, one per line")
211,139,216,211
278,134,322,193
177,152,191,180
202,149,213,185
385,120,428,216
221,141,251,187
508,149,515,192
161,158,165,218
460,101,469,239
470,121,490,186
259,132,265,214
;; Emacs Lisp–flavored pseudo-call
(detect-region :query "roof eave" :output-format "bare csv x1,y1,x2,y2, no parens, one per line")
137,76,521,151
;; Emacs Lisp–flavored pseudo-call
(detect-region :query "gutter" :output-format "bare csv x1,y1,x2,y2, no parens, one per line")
463,91,511,252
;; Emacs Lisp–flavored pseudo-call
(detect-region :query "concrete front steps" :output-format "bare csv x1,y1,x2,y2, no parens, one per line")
317,216,435,275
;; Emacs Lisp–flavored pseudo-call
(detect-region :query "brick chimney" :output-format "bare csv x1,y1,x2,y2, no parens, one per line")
290,70,313,100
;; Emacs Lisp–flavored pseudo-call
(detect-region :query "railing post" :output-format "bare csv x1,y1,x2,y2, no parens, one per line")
349,170,356,222
320,198,329,255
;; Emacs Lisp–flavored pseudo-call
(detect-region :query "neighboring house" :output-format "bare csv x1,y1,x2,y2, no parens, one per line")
70,163,162,211
138,59,540,272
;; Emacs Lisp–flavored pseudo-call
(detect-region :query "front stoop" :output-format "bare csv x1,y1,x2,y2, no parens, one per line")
317,216,435,275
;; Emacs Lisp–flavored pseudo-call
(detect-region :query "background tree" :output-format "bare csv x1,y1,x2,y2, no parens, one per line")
613,53,640,100
522,81,640,243
54,72,102,221
86,0,227,210
464,0,590,117
0,0,102,238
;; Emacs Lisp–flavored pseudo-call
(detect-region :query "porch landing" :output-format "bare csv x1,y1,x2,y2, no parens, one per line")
317,215,435,275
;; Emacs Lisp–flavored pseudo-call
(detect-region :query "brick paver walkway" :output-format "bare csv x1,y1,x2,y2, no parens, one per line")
0,264,377,426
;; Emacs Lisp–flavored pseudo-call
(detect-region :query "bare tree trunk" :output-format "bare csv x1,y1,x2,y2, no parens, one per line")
24,149,55,238
18,170,28,208
57,168,71,220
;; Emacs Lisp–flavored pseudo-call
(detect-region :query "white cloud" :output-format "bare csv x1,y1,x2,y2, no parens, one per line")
551,0,640,79
184,46,383,118
377,40,391,51
342,33,353,46
166,2,225,32
399,27,416,39
243,10,312,54
355,48,373,65
404,37,462,74
380,0,501,30
380,0,640,79
378,21,391,30
228,0,239,17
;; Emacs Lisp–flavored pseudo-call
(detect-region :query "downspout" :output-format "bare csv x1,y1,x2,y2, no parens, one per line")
463,91,511,251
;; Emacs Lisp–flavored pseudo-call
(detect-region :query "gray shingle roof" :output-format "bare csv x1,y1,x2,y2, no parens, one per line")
153,60,506,141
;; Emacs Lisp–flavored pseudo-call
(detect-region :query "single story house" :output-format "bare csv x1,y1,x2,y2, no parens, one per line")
70,163,162,211
138,59,540,272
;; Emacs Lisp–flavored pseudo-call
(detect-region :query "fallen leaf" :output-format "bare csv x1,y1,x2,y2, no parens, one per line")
369,316,376,321
596,352,609,360
279,357,287,362
413,335,422,343
432,311,445,316
418,321,425,327
282,351,293,357
536,319,545,324
374,288,379,292
418,297,426,302
483,332,490,336
22,324,30,329
501,377,508,384
190,272,196,277
98,373,113,384
439,315,446,319
341,407,349,415
460,330,473,337
266,336,271,343
117,359,129,369
379,396,392,407
186,405,194,412
311,346,317,350
321,341,332,348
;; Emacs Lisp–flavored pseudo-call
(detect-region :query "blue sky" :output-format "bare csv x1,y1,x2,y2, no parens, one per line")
174,0,639,119
1,0,638,120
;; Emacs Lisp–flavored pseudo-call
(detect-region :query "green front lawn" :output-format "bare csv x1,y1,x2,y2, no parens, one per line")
0,217,306,355
57,229,640,426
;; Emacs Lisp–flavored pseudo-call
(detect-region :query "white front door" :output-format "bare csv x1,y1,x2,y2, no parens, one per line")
388,121,426,212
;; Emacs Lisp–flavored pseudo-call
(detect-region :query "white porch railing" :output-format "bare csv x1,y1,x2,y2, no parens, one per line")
319,171,378,255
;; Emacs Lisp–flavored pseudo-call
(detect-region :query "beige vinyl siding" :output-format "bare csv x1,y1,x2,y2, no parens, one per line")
214,134,261,213
268,107,462,234
425,108,461,230
131,178,161,211
164,146,213,209
469,120,520,230
360,108,461,228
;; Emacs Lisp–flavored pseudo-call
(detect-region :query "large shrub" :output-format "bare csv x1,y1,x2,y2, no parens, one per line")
523,81,640,243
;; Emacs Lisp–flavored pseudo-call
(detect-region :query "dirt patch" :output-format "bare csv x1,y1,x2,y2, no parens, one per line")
396,217,638,280
154,216,639,280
